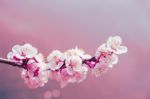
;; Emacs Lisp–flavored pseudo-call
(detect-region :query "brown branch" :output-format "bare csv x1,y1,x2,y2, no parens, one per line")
0,57,24,68
0,56,97,70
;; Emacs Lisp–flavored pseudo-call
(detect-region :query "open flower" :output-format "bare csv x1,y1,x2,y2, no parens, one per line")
95,43,118,67
92,52,118,77
7,43,38,61
47,50,65,70
65,55,83,75
21,54,49,88
106,36,128,54
63,48,88,85
49,47,90,87
95,43,111,59
64,48,89,75
93,36,127,77
7,43,49,88
64,47,91,60
50,66,88,88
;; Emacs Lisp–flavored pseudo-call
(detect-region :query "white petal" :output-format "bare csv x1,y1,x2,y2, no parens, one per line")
7,52,13,59
23,44,38,57
95,44,106,58
114,46,128,54
47,50,63,61
47,50,64,70
106,36,113,46
35,54,44,62
107,36,122,50
119,46,128,53
112,54,118,64
12,45,21,53
109,54,118,68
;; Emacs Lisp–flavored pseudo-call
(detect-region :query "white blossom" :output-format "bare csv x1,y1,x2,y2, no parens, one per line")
21,55,49,88
7,43,49,88
106,36,128,54
47,50,65,70
7,43,38,60
64,47,91,60
93,36,127,77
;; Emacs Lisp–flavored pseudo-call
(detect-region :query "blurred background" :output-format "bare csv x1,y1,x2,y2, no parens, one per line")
0,0,150,99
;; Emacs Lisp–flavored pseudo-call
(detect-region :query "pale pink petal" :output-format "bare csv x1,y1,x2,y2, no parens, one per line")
47,50,64,70
12,45,21,53
114,46,128,54
92,64,109,77
109,54,118,68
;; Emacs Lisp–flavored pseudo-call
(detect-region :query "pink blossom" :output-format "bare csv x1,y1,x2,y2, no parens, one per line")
47,50,65,70
21,56,49,88
49,47,89,87
7,44,49,88
64,48,88,81
7,44,38,61
65,55,84,75
64,47,89,74
106,36,128,54
92,64,109,77
92,53,118,77
64,47,91,60
92,36,127,77
95,44,119,68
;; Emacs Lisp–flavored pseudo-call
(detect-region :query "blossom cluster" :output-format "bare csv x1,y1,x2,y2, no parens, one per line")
48,48,91,87
7,36,127,88
7,44,49,88
92,36,127,77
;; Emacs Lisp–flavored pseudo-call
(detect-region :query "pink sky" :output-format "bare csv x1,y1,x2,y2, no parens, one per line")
0,0,150,99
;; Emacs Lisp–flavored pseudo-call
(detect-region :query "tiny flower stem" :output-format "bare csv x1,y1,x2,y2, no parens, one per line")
0,57,24,68
83,57,97,68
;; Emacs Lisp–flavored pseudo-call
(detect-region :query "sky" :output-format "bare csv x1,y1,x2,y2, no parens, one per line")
0,0,150,99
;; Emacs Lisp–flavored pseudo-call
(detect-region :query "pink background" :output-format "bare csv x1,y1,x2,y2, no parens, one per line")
0,0,150,99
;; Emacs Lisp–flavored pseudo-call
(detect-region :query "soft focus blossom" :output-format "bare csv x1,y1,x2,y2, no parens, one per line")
7,44,38,61
21,54,49,88
65,55,84,75
92,53,118,77
7,44,49,88
50,68,87,88
64,46,91,60
92,36,127,77
106,36,128,54
47,50,65,70
95,43,111,59
64,48,89,81
49,47,90,87
92,64,109,77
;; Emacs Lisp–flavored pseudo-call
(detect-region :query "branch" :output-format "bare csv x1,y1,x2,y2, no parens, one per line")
0,57,24,68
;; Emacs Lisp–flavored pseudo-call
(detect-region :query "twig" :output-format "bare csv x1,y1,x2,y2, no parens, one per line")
0,57,24,68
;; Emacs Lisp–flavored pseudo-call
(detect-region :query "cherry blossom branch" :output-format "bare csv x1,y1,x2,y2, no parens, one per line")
2,35,128,88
